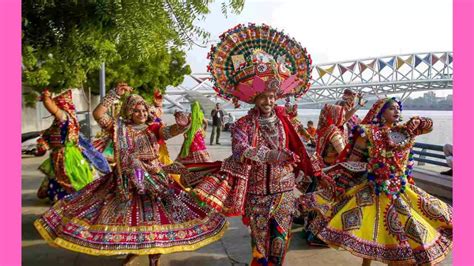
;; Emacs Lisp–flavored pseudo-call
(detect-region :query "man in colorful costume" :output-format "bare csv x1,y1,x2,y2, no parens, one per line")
190,23,322,265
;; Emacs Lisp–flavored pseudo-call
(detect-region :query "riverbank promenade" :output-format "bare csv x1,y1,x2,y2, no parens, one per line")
22,115,452,266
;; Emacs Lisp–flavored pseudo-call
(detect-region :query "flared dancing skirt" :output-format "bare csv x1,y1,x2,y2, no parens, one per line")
38,143,94,201
34,172,228,256
306,182,452,265
176,131,211,165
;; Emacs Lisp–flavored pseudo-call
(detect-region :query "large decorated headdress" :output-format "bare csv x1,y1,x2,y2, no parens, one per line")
208,23,312,105
361,97,403,125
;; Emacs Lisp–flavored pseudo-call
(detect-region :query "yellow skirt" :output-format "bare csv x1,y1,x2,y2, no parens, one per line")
308,182,452,265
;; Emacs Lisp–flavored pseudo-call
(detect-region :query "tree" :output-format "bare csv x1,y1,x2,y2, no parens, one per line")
22,0,245,106
85,47,191,101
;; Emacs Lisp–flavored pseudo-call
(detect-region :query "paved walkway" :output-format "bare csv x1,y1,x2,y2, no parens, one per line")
22,115,452,266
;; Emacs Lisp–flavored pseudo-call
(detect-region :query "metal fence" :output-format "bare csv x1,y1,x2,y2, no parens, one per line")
412,142,449,167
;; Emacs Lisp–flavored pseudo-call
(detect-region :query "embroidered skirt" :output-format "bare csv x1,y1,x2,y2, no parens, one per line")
176,131,211,164
304,182,452,265
34,171,228,256
38,143,94,202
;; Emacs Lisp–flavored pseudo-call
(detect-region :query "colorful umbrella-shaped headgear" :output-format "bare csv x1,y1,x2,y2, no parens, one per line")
208,23,313,105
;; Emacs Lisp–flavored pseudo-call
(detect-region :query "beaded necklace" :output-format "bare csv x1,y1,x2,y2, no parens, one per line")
362,125,416,199
258,112,282,150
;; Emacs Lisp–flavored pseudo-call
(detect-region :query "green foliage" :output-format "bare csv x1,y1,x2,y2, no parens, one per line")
22,0,245,103
85,47,191,99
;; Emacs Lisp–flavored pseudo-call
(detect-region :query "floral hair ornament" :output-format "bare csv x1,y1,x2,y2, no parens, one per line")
208,23,313,108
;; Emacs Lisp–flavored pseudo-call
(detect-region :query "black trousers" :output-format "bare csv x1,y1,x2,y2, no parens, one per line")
210,125,221,144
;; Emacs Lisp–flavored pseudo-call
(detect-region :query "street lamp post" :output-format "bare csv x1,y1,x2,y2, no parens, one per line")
100,62,106,100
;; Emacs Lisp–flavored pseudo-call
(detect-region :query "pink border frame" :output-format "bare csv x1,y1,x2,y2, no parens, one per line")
1,0,472,265
1,0,22,265
453,0,474,265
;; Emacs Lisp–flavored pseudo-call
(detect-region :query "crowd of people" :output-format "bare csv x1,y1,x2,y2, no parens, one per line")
32,23,452,266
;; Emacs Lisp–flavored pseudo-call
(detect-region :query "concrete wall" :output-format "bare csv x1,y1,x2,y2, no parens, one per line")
21,89,101,135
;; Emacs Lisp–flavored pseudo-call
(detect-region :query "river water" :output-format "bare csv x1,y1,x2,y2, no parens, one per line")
229,109,453,146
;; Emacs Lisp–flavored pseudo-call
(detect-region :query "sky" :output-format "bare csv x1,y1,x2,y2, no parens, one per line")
183,0,453,97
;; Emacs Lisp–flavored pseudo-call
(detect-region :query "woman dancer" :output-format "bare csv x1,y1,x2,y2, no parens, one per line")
35,84,228,266
36,89,94,202
176,101,211,164
299,98,452,265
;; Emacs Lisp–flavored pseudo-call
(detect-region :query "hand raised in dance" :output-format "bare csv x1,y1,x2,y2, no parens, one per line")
407,117,421,129
40,89,52,101
406,117,422,136
115,82,133,96
357,92,367,107
174,111,191,128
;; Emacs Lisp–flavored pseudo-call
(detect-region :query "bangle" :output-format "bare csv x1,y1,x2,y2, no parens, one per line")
98,115,113,129
101,89,120,109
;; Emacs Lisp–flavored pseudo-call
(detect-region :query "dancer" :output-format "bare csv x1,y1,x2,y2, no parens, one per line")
36,89,94,202
316,93,365,166
300,97,452,265
306,120,317,144
149,90,176,168
191,24,321,265
176,101,211,164
285,101,312,142
303,92,365,245
335,89,362,138
35,84,228,266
